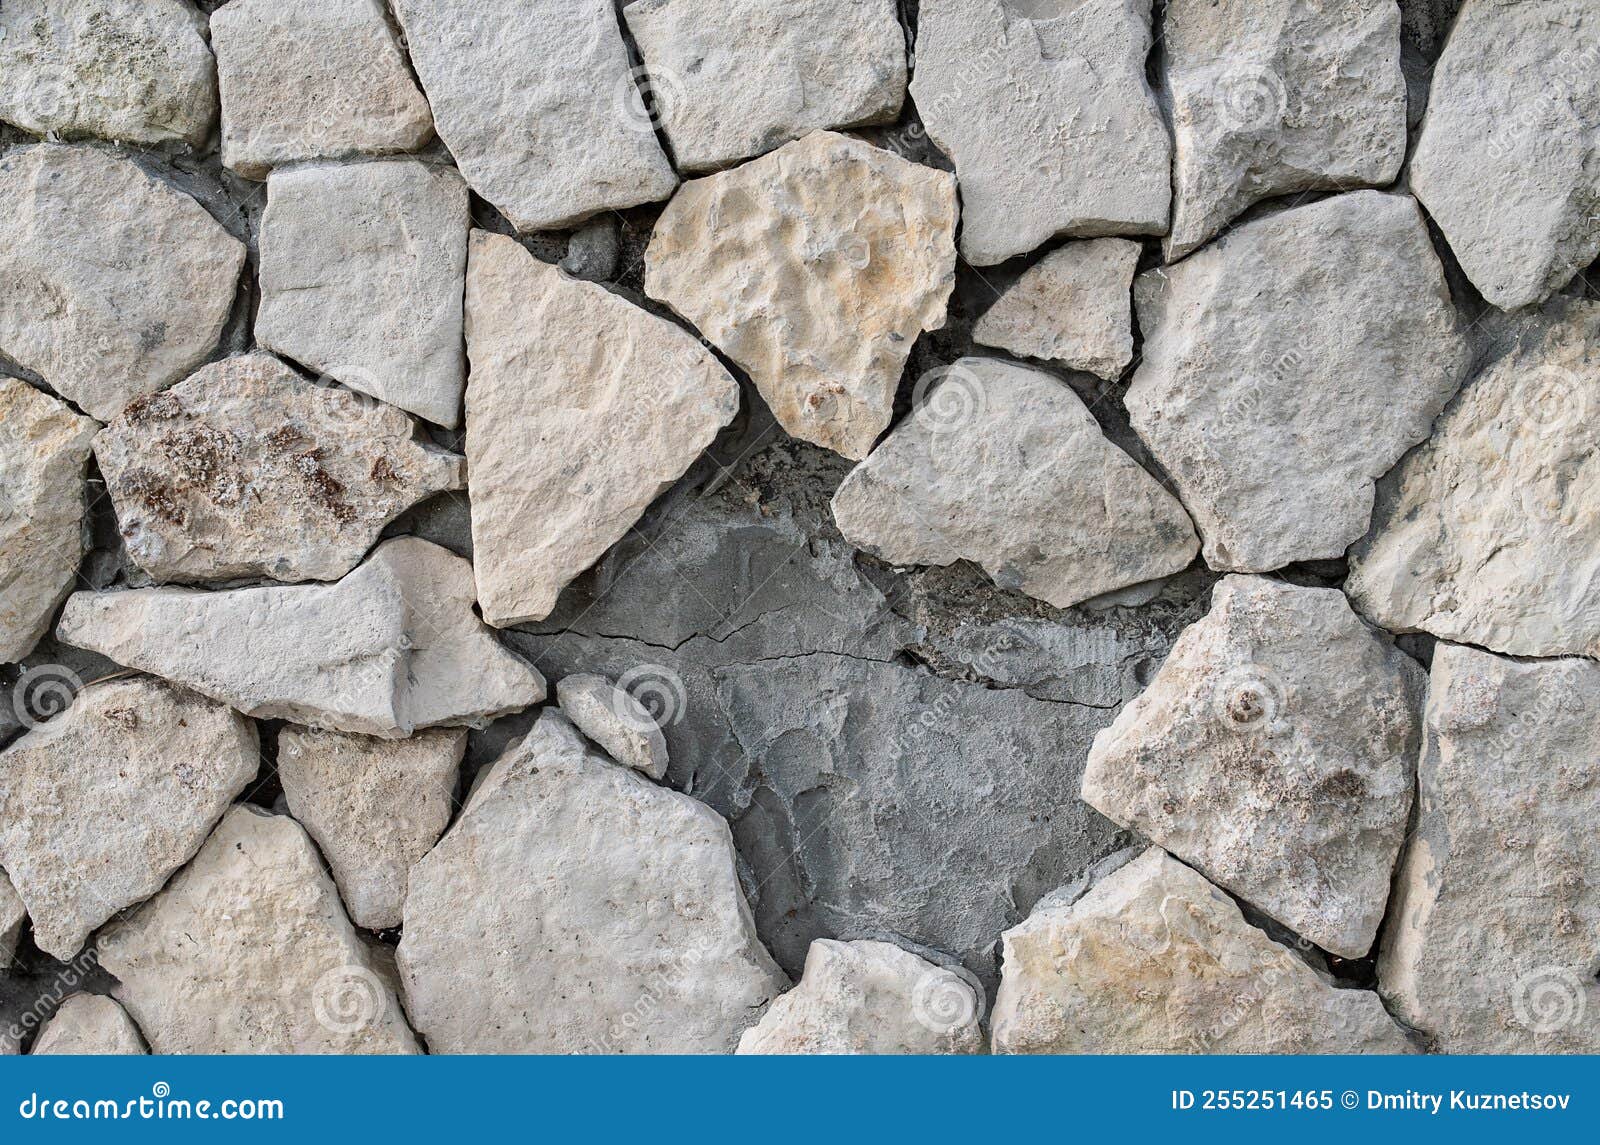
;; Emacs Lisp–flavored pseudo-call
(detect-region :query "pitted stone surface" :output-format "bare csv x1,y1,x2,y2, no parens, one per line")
32,994,145,1055
557,673,669,781
0,871,24,967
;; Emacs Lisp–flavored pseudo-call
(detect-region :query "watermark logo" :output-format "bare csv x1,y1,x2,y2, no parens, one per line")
311,964,387,1036
12,665,83,730
1512,966,1587,1035
613,664,688,733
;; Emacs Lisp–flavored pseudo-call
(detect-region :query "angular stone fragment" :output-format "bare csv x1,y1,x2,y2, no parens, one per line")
1348,299,1600,658
645,132,956,458
623,0,906,173
0,677,257,959
737,939,983,1054
0,0,216,147
1163,0,1406,259
993,848,1415,1053
277,725,465,930
466,231,740,625
258,159,469,428
1128,191,1467,571
97,354,463,585
212,0,434,180
392,0,677,231
910,0,1170,265
1379,646,1600,1052
0,145,245,422
972,239,1140,380
1410,0,1600,309
56,538,544,738
557,673,668,780
398,711,787,1052
0,379,97,663
832,358,1198,609
98,806,419,1053
1083,576,1423,957
0,870,23,966
32,995,145,1055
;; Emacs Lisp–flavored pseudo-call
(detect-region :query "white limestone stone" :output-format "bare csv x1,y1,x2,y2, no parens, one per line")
31,994,145,1055
557,674,669,781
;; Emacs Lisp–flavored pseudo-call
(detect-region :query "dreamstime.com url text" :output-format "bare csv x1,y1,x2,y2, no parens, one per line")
14,1083,283,1122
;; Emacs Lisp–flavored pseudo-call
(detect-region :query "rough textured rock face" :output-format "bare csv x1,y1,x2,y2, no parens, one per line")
56,538,544,737
31,994,146,1055
99,806,419,1054
0,379,97,663
398,711,787,1053
391,0,677,231
993,848,1415,1053
1379,646,1600,1053
277,725,466,931
832,358,1198,609
623,0,907,173
96,354,464,584
0,145,245,422
971,239,1140,379
1163,0,1407,259
1128,191,1468,572
465,231,740,625
556,673,669,780
0,677,257,960
0,0,217,147
645,131,956,459
1348,299,1600,658
1409,0,1600,309
0,871,24,966
737,939,984,1054
910,0,1170,265
1083,576,1424,957
212,0,434,180
257,159,470,428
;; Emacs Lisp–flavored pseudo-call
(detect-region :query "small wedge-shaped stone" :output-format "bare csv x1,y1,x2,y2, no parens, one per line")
32,995,145,1055
98,806,419,1053
993,848,1415,1053
392,0,677,231
1349,299,1600,658
645,132,955,459
1163,0,1406,259
278,725,465,930
910,0,1170,265
258,159,469,428
0,0,217,147
737,939,983,1055
0,379,97,663
398,710,787,1052
0,870,24,966
972,239,1140,380
623,0,906,173
0,677,257,960
832,358,1198,609
56,538,544,738
557,673,668,781
97,354,463,585
1410,0,1600,309
1083,576,1423,957
0,145,245,422
1379,646,1600,1052
212,0,433,180
466,231,740,625
1128,191,1467,571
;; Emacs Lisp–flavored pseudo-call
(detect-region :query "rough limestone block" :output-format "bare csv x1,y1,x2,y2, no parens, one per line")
465,231,740,626
0,379,97,663
556,674,669,781
212,0,433,180
0,677,257,960
98,807,420,1054
31,994,145,1055
0,145,245,422
737,939,983,1055
992,848,1416,1053
258,159,470,428
645,131,956,459
622,0,906,172
398,710,788,1052
0,871,24,966
0,0,216,147
1127,191,1468,571
391,0,678,230
832,358,1198,609
910,0,1170,265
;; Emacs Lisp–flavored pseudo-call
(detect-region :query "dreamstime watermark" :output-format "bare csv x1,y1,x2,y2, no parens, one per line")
11,664,83,730
612,664,689,734
15,1082,283,1122
614,63,682,136
911,362,989,434
911,965,985,1038
1511,966,1588,1036
311,964,388,1036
